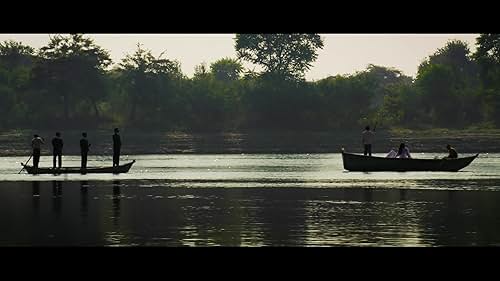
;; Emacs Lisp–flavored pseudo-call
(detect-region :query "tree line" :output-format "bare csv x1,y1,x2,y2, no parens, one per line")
1,33,499,132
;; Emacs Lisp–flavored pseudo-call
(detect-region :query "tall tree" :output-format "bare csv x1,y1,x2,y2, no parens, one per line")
210,58,243,81
0,41,36,127
235,34,323,81
415,40,482,126
0,40,35,67
475,34,500,125
118,44,182,124
37,34,112,120
475,34,500,65
193,62,210,79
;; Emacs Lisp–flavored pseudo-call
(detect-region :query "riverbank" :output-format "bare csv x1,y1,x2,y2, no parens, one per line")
1,128,499,156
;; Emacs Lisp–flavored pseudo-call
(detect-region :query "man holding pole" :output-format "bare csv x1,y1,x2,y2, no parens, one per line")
31,134,45,169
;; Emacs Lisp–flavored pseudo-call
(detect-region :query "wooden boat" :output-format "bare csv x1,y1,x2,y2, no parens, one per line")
342,151,478,172
21,160,135,175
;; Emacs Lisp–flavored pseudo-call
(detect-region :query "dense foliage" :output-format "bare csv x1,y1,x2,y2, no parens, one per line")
1,34,498,131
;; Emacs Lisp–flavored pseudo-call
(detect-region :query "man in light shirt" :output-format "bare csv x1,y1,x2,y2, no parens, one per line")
362,125,375,156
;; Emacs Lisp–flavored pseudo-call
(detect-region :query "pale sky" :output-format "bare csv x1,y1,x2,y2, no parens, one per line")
0,33,479,80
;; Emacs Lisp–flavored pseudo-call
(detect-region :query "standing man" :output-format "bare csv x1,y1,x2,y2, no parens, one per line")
80,132,91,169
31,134,44,169
362,125,375,156
51,132,64,169
113,128,121,167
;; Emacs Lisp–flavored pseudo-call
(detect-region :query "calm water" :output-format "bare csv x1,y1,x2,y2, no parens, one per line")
1,153,500,246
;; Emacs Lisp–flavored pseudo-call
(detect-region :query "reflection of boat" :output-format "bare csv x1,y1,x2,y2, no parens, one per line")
342,151,478,172
21,160,135,175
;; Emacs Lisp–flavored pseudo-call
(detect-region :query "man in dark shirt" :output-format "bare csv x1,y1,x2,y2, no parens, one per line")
51,132,64,169
80,132,91,169
446,144,458,159
113,128,121,167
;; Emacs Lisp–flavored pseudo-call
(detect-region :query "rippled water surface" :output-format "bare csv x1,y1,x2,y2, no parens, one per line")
1,153,499,246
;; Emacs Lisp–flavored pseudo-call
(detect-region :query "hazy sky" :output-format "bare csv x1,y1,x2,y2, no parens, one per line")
0,33,479,80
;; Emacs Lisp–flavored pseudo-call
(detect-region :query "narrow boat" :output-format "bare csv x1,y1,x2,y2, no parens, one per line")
21,160,135,174
342,151,478,172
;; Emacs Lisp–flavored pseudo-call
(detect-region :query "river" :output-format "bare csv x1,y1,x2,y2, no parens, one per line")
1,153,499,246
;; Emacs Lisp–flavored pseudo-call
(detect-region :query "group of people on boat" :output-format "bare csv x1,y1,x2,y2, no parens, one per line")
29,128,122,170
361,125,458,159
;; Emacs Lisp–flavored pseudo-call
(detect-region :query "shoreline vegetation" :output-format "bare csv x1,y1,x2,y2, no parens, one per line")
2,34,500,156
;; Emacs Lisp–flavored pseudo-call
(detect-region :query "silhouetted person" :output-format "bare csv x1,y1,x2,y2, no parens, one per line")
31,134,44,169
80,132,91,169
396,143,412,158
445,144,458,159
113,128,121,167
362,125,375,156
51,132,64,169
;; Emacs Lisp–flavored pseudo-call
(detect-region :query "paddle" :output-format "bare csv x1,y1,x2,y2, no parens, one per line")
18,153,33,174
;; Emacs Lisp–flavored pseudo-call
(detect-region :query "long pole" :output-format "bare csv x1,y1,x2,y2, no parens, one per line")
18,153,33,174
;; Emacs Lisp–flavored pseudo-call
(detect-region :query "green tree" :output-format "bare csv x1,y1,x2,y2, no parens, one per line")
235,34,324,81
416,63,460,126
475,34,500,125
0,40,35,67
357,64,413,123
415,40,482,127
117,44,183,125
210,58,243,81
0,41,36,127
36,34,112,122
475,34,500,66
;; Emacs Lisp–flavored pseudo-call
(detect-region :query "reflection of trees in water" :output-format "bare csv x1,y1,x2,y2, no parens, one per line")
296,188,430,246
110,184,185,246
178,189,249,246
248,189,307,246
418,189,500,246
166,188,305,246
15,180,500,246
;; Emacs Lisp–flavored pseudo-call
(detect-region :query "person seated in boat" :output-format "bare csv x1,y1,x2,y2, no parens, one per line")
444,144,458,159
386,149,397,158
396,143,411,158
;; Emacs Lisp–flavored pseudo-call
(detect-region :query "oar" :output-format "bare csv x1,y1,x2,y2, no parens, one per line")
18,154,33,174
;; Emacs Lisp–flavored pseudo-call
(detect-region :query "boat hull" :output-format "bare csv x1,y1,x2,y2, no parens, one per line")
21,160,135,175
342,152,478,172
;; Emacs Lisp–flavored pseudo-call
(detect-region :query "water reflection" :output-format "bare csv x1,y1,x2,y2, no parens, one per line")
400,189,407,201
4,179,500,246
80,181,89,220
52,181,62,217
32,181,40,213
256,190,308,246
112,180,121,224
